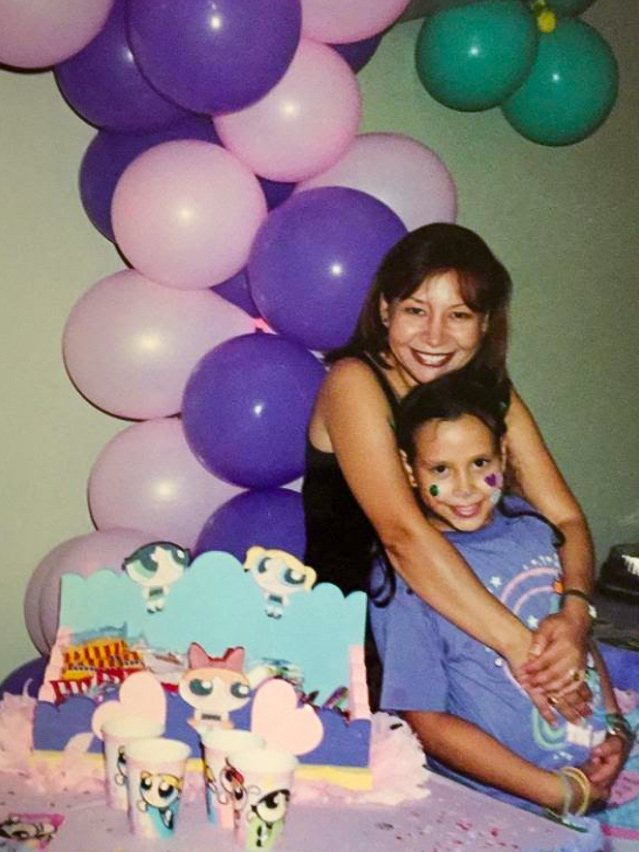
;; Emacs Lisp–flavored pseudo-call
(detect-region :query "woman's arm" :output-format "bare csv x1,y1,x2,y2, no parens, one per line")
404,710,604,812
313,360,532,668
505,390,595,690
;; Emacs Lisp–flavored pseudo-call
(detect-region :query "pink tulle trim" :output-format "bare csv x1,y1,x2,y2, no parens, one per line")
0,694,429,805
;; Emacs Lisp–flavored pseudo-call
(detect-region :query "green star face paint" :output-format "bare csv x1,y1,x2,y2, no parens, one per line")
429,484,439,497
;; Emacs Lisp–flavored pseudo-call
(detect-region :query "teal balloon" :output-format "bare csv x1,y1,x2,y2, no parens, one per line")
547,0,597,16
502,19,618,146
415,0,538,112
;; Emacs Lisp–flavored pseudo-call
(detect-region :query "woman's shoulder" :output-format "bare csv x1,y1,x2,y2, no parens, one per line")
321,355,392,398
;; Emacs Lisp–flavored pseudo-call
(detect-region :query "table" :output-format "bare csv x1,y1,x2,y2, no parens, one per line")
0,770,602,852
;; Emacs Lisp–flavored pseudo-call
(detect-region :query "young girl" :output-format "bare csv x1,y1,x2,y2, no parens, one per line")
369,372,633,819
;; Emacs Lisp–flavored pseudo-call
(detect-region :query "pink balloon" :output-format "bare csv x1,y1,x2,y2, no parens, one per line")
112,140,267,289
63,269,256,420
24,538,81,654
297,132,457,231
38,528,152,651
300,0,411,44
215,40,361,183
88,418,243,548
0,0,114,69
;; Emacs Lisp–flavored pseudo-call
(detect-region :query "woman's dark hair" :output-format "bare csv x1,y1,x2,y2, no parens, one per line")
327,222,512,380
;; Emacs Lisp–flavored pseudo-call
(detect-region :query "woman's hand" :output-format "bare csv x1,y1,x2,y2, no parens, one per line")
518,608,591,695
503,625,589,725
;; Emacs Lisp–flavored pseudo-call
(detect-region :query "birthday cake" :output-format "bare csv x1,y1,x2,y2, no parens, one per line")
30,543,379,790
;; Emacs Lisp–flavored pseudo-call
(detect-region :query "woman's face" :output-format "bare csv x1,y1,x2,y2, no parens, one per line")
381,272,487,388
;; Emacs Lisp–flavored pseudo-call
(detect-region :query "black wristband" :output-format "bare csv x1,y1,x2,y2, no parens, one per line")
561,588,597,618
605,712,635,747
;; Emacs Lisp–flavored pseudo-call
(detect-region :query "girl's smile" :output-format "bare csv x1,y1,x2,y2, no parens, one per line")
404,414,504,533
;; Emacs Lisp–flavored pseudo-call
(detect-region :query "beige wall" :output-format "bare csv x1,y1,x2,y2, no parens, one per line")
1,0,637,678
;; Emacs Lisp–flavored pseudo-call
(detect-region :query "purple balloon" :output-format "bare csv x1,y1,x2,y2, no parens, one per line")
0,657,47,698
80,117,220,240
259,177,296,211
214,269,261,319
127,0,302,114
55,0,189,132
332,33,384,73
249,188,407,351
182,333,325,488
194,488,305,561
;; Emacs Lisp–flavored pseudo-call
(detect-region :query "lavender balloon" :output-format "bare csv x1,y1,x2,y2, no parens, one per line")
195,488,305,561
56,0,189,133
182,334,325,488
127,0,302,114
89,420,242,548
80,117,220,241
248,188,407,352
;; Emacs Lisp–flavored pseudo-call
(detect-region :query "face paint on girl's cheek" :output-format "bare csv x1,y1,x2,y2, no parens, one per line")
485,472,503,505
429,484,439,497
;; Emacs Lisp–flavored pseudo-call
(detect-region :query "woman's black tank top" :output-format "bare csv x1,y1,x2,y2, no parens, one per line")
302,355,401,595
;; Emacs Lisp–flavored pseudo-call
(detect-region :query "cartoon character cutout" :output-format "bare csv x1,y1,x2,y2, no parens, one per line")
243,547,316,618
115,744,127,787
122,542,190,613
0,814,60,850
136,771,182,837
247,789,291,851
179,644,252,731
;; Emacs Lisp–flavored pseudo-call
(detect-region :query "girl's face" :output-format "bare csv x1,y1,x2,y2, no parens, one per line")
403,414,504,533
380,272,487,389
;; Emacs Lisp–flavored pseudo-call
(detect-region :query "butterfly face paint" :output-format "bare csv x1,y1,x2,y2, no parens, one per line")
410,415,505,533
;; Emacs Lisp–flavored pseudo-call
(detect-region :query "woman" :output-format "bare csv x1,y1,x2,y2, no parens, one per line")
302,223,594,721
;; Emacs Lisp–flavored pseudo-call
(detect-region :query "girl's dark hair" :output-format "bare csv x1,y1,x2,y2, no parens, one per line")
327,222,512,381
396,371,508,465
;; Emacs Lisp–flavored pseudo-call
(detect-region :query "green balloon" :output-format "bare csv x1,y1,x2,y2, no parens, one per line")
547,0,597,16
501,19,618,146
415,0,539,112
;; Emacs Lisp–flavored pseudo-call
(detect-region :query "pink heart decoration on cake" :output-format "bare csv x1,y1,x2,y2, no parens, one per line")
251,679,324,755
91,671,166,739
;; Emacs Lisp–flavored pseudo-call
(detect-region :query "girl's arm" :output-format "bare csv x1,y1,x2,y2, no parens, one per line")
505,390,595,691
314,360,533,669
404,710,607,812
582,645,632,790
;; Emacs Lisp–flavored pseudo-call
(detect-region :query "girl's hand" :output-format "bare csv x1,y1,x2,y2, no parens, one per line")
518,609,591,695
582,734,632,790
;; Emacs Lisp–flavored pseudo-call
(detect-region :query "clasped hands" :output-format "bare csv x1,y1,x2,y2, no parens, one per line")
515,610,593,725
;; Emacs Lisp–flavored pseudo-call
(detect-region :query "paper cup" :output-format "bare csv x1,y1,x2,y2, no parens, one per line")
101,716,165,811
124,737,191,839
228,747,298,851
201,729,266,829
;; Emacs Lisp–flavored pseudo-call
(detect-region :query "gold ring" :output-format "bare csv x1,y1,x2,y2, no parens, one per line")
547,695,559,707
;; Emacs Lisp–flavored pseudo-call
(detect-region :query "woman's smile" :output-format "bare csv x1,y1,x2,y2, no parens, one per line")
382,272,487,387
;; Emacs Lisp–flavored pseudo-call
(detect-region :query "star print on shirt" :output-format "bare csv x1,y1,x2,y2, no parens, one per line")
527,615,540,629
489,576,503,588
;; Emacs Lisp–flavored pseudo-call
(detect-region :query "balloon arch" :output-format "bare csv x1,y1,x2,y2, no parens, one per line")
0,0,616,663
